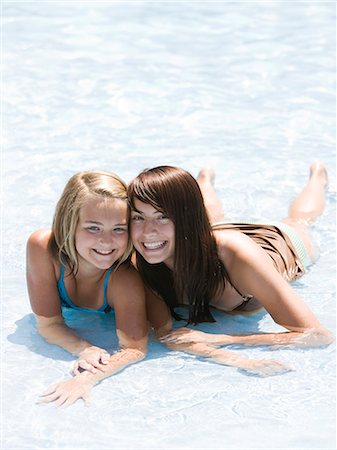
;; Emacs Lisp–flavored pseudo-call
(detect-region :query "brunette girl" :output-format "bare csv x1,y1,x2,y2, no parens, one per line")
127,163,333,353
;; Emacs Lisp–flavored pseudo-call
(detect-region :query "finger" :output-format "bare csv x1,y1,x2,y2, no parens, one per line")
100,353,110,364
89,361,107,372
78,360,97,374
40,384,58,396
71,362,80,376
72,366,81,376
160,336,184,344
159,332,188,341
55,392,70,408
60,395,77,408
159,336,173,342
37,391,61,404
97,362,108,371
63,390,88,408
170,329,190,336
83,393,91,407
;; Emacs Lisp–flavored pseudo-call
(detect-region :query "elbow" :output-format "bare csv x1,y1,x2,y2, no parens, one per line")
36,322,49,338
36,319,62,344
36,324,54,344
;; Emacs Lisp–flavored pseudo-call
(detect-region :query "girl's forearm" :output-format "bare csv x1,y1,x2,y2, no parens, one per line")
77,347,147,386
37,320,93,355
168,341,250,367
204,327,334,347
166,342,290,376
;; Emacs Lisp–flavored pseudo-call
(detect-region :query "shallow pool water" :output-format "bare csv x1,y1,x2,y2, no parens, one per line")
3,1,336,449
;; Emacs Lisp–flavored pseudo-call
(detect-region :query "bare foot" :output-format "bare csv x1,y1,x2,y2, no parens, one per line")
310,161,328,189
197,167,215,185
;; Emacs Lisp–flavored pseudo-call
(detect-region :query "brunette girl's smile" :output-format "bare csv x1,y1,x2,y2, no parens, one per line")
142,241,167,250
131,200,175,269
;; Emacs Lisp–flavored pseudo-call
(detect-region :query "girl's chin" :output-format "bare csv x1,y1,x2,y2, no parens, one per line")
138,252,168,265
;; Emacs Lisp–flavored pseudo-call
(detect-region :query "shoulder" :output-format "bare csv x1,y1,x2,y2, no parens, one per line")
26,229,57,268
109,263,145,294
112,262,141,281
27,229,52,251
214,228,255,254
214,229,263,266
109,263,146,312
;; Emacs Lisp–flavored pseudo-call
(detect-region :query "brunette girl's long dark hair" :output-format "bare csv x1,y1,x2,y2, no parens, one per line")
128,166,231,324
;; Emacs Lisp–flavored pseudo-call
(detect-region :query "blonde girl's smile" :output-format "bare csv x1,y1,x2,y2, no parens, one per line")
93,249,115,255
75,196,129,270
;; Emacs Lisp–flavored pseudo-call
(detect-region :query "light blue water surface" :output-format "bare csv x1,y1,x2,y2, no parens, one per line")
2,1,336,449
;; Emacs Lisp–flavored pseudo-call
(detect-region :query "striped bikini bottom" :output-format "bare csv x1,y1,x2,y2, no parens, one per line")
211,221,312,282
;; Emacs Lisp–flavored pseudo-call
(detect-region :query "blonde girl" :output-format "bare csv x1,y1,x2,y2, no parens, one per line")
26,170,148,406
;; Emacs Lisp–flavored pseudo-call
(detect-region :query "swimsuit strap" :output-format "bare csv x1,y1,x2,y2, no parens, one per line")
102,267,113,311
58,264,113,313
57,264,77,309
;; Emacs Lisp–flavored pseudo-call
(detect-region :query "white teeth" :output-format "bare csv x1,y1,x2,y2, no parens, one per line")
143,241,165,249
94,249,113,255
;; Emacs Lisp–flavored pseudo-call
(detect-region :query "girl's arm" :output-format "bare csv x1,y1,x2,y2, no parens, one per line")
163,233,334,347
38,265,148,407
26,230,110,373
223,233,334,345
145,288,291,376
38,335,147,407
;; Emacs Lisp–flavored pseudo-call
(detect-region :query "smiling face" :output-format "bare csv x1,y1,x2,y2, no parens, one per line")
130,199,175,269
75,195,129,271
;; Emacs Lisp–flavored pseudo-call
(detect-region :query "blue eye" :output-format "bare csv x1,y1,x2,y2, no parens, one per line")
87,226,100,232
114,227,127,234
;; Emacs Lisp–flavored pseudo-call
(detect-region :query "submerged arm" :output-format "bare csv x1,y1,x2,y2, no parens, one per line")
36,314,104,353
146,289,291,376
160,325,334,348
223,234,334,346
38,265,149,407
168,233,334,348
38,333,147,407
161,234,334,349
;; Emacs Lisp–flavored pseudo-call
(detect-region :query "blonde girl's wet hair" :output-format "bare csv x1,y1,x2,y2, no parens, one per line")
50,170,133,275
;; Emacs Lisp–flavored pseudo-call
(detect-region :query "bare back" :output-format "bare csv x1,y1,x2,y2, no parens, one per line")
212,228,321,330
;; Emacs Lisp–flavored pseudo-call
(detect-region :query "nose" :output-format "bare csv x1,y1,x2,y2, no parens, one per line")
98,231,113,246
142,218,157,235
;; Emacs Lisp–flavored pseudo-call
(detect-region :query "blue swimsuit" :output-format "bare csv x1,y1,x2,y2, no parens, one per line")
57,264,113,313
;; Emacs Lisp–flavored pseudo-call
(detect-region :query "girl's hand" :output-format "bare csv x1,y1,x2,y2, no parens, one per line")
72,346,110,375
240,359,293,377
159,328,232,347
37,376,94,407
210,348,293,376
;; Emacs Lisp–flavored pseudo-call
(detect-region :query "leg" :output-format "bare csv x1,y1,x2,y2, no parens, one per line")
286,161,328,223
197,168,226,223
282,162,328,261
